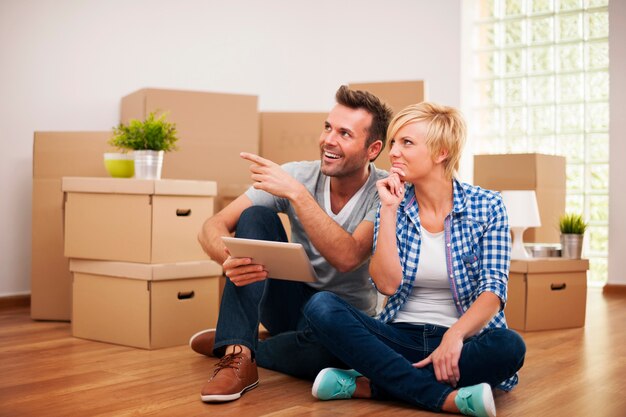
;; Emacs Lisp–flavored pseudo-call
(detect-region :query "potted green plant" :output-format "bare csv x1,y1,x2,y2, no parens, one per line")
559,213,587,259
109,111,179,179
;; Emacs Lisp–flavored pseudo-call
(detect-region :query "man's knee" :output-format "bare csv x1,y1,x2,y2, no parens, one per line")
238,206,277,229
236,206,287,241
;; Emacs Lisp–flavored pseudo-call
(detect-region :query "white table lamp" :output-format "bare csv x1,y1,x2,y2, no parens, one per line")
501,190,541,260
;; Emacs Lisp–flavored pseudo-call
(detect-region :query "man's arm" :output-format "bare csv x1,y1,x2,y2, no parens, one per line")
198,194,253,264
241,152,373,273
291,192,374,272
198,194,271,286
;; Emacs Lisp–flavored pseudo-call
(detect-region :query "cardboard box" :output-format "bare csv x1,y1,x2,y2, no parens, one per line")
473,153,566,189
120,88,258,196
32,132,113,321
505,258,588,331
260,112,326,165
473,153,566,243
70,259,222,349
349,81,426,171
349,81,426,115
63,177,216,263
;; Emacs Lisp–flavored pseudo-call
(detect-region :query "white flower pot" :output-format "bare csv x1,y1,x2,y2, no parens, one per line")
133,150,164,180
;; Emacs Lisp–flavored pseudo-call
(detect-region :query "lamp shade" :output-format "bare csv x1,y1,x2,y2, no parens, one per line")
500,190,541,228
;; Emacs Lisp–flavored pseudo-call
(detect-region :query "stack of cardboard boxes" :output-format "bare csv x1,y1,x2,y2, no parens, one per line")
64,177,222,349
32,89,258,326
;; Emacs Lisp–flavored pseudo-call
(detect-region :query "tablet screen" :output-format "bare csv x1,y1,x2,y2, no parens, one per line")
221,236,318,283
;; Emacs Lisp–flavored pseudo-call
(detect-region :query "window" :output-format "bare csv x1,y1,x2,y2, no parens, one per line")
471,0,609,284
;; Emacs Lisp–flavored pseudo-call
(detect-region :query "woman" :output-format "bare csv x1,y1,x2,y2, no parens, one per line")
303,102,525,417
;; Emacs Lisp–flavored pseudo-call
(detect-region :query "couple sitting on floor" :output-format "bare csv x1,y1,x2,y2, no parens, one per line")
191,85,525,417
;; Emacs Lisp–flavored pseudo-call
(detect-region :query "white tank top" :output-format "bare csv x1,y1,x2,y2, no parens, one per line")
392,226,460,327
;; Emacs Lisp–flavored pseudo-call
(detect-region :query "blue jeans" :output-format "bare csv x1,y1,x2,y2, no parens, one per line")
303,291,526,412
213,206,345,379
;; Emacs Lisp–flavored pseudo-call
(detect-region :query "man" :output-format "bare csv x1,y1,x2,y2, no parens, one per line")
193,85,393,403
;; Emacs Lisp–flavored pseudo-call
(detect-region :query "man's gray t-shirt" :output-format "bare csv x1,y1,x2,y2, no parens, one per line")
245,160,387,316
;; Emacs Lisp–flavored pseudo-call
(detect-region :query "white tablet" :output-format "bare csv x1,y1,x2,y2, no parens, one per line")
221,236,318,283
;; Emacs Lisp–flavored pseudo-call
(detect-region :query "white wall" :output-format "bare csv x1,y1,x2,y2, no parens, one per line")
608,1,626,286
0,0,462,296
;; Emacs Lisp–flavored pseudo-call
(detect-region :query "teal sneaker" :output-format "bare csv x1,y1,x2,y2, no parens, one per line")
311,368,362,400
454,383,496,417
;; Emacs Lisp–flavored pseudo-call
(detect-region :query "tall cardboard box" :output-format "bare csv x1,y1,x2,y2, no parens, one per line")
70,259,222,349
63,177,216,263
473,153,566,243
120,88,258,196
350,81,426,171
505,258,588,331
32,132,112,321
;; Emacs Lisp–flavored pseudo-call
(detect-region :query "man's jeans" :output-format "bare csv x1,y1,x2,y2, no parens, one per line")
213,206,345,379
304,291,526,412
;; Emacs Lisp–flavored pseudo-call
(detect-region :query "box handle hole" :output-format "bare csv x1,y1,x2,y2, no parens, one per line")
176,209,192,217
177,290,195,300
550,283,567,291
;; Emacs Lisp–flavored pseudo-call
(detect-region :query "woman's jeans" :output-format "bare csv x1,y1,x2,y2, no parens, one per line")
213,206,345,379
304,291,526,412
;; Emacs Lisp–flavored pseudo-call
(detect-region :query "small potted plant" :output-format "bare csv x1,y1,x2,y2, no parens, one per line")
109,111,179,179
559,213,587,259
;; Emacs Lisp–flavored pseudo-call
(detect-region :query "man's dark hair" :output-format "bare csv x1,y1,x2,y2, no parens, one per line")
335,85,394,161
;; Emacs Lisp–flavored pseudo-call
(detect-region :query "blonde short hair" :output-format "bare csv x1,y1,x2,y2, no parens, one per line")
387,102,466,180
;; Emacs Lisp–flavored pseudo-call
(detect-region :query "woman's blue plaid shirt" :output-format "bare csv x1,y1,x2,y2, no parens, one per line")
372,179,518,391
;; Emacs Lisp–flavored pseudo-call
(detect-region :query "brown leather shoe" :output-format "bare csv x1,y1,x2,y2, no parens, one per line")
190,328,271,357
200,345,259,402
189,329,216,357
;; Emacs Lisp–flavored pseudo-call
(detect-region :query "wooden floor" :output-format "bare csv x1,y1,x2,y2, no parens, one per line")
1,288,625,417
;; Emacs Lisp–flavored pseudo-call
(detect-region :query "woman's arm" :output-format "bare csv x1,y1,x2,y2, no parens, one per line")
369,205,404,295
369,171,405,295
